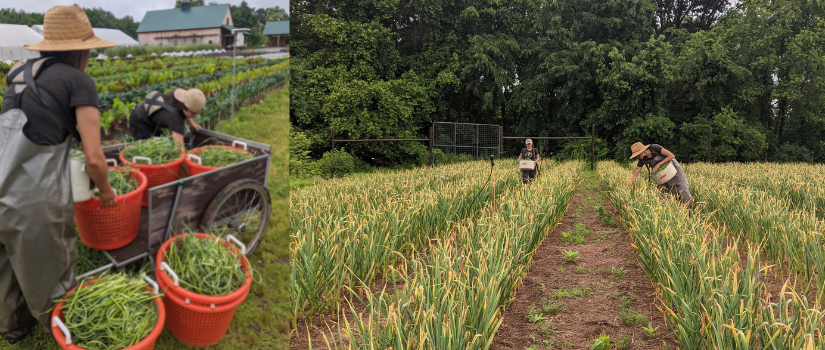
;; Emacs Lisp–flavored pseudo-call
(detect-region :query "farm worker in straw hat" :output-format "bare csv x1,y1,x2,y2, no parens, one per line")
0,6,118,345
628,142,694,208
128,85,206,147
518,139,540,184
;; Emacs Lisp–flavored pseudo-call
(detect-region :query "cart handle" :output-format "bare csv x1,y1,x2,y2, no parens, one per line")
188,154,202,165
160,262,179,286
52,317,72,345
106,159,118,167
144,276,159,295
227,235,246,255
232,140,248,151
132,156,152,165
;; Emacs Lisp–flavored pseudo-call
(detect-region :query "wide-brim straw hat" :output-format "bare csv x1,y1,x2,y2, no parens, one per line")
25,6,116,52
629,142,651,159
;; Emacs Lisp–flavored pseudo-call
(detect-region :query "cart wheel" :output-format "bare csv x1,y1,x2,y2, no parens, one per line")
200,179,271,257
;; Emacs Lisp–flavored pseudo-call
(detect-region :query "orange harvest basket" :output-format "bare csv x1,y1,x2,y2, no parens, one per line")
51,277,165,350
74,169,147,250
155,233,252,347
184,143,253,176
119,148,184,207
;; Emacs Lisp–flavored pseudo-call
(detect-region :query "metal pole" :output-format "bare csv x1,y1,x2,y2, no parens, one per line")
331,128,335,150
231,37,236,126
591,124,595,171
429,127,434,167
499,125,503,160
707,126,713,163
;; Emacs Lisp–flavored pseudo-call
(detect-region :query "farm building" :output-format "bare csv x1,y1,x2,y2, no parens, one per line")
263,21,289,48
31,25,139,47
0,24,43,61
136,1,249,49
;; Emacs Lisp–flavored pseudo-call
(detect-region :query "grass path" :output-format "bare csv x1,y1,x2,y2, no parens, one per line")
0,84,289,350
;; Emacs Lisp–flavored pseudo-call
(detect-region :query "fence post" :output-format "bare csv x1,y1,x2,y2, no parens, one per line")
591,124,595,171
499,125,503,160
707,126,712,163
331,128,335,150
429,127,434,167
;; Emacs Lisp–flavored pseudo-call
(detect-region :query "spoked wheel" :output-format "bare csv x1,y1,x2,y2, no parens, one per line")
200,179,271,257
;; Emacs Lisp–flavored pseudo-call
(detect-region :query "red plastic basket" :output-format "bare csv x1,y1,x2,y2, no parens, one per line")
184,145,253,176
74,170,147,250
51,278,165,350
155,233,252,347
119,148,184,207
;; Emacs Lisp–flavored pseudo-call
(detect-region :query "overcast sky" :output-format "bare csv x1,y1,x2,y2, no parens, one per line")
0,0,288,20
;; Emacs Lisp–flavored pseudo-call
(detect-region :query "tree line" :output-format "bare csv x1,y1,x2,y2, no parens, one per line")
1,2,289,48
291,0,825,165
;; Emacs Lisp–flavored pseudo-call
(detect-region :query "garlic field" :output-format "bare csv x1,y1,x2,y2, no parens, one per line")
290,160,825,349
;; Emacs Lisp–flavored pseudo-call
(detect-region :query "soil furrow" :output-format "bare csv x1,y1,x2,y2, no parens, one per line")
491,173,678,349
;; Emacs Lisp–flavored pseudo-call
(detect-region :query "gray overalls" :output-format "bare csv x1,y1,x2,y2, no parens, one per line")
0,58,78,339
648,155,693,206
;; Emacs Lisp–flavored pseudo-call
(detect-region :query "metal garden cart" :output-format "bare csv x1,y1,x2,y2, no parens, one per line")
77,129,272,279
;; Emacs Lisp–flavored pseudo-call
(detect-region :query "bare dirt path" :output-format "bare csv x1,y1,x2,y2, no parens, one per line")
491,172,678,349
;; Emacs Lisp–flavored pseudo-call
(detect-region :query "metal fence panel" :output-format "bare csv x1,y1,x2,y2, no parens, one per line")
433,122,500,162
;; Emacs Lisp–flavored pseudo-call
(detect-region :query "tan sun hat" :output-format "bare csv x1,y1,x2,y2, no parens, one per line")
25,6,116,52
174,88,207,113
629,142,651,159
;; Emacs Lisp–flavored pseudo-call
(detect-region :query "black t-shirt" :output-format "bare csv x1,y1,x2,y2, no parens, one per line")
636,144,665,168
521,147,539,161
1,61,99,145
129,90,186,140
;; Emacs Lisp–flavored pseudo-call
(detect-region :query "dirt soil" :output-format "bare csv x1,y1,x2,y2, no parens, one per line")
491,175,679,349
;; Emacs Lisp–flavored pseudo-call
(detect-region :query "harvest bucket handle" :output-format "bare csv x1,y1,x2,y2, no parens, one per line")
133,156,152,165
188,154,202,165
52,316,72,345
232,141,248,151
227,235,247,255
144,276,159,295
161,262,179,286
106,159,117,167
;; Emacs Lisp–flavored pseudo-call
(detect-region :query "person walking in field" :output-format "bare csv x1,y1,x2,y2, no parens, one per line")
0,6,118,345
628,142,694,208
519,139,540,184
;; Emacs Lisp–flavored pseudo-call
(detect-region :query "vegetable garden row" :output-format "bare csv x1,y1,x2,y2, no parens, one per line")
0,56,290,132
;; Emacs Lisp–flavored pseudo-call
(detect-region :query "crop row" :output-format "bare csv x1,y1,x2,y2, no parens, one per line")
290,161,523,322
599,161,823,349
331,161,580,348
86,56,265,78
686,163,825,220
99,61,289,131
93,57,267,93
685,164,825,302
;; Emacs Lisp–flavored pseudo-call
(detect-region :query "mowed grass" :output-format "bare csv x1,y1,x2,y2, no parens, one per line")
0,84,290,350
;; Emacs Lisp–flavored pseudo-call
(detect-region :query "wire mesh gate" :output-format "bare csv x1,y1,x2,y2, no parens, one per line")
432,122,501,161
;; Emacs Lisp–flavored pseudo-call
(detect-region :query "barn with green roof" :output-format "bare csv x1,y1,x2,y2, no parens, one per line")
136,1,249,49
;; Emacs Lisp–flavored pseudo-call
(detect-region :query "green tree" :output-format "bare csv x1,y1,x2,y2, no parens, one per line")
175,0,206,8
266,6,289,21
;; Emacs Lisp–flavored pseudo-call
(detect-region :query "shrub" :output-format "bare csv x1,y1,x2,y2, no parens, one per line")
560,138,610,161
319,149,355,178
773,143,812,163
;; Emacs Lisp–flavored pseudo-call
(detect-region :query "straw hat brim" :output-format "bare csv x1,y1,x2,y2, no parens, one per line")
25,36,116,52
629,144,651,159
